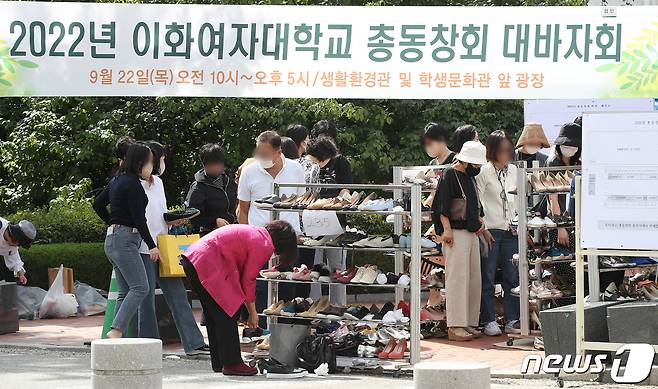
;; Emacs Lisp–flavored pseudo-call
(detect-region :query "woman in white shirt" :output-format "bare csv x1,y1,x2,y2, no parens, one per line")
475,130,520,337
138,141,209,356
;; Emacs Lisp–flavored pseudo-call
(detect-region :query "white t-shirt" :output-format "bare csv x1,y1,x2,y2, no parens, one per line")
139,176,170,255
0,217,25,274
237,157,305,233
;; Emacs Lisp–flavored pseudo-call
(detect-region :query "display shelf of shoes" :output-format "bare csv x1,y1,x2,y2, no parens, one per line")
263,182,425,365
297,244,440,253
589,263,658,273
511,164,582,345
256,277,412,290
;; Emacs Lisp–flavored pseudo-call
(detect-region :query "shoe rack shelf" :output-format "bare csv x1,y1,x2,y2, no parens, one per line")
257,277,413,290
573,177,658,356
297,245,438,253
512,164,582,346
265,182,425,365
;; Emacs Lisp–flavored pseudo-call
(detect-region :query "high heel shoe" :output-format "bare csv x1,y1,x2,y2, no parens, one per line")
378,338,397,359
387,338,407,359
528,173,548,193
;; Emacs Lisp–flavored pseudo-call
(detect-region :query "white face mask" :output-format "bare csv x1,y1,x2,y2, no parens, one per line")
523,145,541,155
258,157,275,169
560,145,579,158
140,162,154,179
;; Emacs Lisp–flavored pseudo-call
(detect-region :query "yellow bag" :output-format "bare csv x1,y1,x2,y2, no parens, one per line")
157,234,200,277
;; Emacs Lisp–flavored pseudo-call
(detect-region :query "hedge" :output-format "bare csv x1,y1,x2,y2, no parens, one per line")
0,242,111,291
6,201,107,244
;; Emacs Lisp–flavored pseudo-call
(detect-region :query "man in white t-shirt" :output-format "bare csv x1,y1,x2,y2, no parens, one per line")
237,130,304,328
237,131,305,232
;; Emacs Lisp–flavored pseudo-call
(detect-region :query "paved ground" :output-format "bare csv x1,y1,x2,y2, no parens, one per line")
0,311,538,374
2,347,654,389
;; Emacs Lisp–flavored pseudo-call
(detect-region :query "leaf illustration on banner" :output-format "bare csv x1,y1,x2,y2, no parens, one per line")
596,21,658,94
0,37,40,90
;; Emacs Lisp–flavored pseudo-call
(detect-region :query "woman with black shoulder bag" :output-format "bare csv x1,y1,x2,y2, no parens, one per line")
434,141,487,342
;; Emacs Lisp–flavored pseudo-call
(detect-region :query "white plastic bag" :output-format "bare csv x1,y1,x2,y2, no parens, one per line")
74,281,106,316
39,265,78,319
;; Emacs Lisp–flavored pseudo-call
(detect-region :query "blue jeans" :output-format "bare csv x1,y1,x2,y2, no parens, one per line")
480,229,520,324
104,226,149,334
138,254,206,353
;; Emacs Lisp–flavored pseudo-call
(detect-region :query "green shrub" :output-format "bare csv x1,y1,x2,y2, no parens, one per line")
0,243,111,290
6,201,106,244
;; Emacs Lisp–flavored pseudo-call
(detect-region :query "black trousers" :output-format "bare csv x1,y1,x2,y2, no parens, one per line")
182,258,242,371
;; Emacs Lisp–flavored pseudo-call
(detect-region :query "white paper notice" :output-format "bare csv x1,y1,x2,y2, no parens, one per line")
581,111,658,250
302,210,345,238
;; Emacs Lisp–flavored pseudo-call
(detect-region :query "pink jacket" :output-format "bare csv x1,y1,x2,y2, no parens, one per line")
184,224,274,317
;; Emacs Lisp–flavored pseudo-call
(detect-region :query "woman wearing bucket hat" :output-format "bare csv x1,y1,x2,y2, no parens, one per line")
548,122,582,246
515,122,550,167
434,140,487,342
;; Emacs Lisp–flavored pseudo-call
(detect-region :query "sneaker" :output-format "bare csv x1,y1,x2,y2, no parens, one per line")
527,216,546,228
483,321,502,336
257,358,308,379
164,208,200,223
186,344,211,356
542,217,557,227
358,266,381,284
504,320,521,334
397,274,411,286
223,362,258,376
350,266,368,283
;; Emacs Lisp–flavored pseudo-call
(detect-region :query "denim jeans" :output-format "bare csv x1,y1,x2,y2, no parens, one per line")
480,229,520,324
138,254,206,353
104,226,149,334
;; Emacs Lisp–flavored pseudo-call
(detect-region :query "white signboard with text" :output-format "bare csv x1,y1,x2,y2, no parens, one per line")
581,111,658,250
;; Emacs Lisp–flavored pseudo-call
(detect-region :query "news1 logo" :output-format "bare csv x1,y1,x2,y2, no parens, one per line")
521,344,655,384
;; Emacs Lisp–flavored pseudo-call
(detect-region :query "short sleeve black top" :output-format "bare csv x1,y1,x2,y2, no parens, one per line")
434,167,483,234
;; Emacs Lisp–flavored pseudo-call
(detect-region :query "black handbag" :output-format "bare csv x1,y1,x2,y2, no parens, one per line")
296,335,337,373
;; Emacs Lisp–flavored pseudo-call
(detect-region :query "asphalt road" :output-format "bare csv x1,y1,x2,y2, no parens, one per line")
0,347,654,389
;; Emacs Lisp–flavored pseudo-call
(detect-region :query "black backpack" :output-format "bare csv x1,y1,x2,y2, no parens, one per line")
296,335,336,373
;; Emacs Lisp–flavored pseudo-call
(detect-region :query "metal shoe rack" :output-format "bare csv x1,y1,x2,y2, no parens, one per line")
391,165,449,305
509,164,582,346
256,182,425,364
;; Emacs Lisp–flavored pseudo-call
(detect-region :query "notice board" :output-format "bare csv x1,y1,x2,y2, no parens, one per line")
581,111,658,250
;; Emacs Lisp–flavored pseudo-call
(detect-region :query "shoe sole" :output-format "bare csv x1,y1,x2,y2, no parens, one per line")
266,372,309,379
186,350,211,356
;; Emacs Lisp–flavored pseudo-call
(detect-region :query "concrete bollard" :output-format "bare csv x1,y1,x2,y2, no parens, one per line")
91,338,163,389
414,361,491,389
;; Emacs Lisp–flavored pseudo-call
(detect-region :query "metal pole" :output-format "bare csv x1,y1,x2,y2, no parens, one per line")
410,183,422,364
517,163,530,337
575,176,585,357
392,166,405,304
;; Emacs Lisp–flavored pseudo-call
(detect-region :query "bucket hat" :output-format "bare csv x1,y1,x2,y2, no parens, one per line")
455,141,487,165
516,123,550,149
554,123,582,147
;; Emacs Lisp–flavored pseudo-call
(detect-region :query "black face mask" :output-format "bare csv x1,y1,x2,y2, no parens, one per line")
465,164,481,177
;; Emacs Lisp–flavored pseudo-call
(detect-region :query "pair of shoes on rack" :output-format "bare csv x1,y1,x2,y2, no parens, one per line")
398,234,439,249
527,171,573,193
527,215,557,228
600,256,637,268
378,338,407,359
351,235,396,248
350,265,381,284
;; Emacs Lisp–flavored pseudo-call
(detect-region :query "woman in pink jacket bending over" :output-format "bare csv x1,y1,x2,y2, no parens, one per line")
181,220,297,376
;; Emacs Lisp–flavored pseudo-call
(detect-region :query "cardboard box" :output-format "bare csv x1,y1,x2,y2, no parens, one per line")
48,267,74,294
